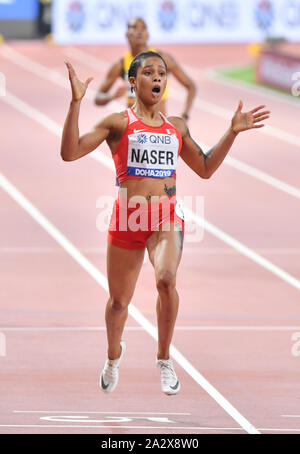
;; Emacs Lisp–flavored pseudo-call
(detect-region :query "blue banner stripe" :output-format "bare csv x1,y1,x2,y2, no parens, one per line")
0,0,39,20
127,167,174,178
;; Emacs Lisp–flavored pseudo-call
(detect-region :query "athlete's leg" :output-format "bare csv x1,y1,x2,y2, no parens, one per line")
146,223,183,360
105,242,145,359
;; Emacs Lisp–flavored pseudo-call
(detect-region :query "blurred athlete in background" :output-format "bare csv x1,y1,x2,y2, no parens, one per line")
94,17,196,120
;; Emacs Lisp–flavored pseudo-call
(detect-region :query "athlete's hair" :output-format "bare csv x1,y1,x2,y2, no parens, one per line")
128,51,168,79
127,17,147,31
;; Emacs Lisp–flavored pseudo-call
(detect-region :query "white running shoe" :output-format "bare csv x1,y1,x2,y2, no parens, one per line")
100,341,126,393
156,358,181,395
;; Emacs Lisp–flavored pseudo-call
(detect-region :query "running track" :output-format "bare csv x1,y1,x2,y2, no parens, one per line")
0,41,300,434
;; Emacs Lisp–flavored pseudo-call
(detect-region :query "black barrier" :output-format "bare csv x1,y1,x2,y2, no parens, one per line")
37,0,52,36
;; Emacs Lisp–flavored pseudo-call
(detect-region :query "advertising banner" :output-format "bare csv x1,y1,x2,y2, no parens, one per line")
256,50,300,92
52,0,300,44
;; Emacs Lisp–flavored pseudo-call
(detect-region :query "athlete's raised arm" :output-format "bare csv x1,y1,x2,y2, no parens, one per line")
61,62,113,161
170,100,270,178
94,58,126,106
161,51,196,121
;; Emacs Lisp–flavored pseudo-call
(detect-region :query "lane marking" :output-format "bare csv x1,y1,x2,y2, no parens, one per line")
13,410,191,415
1,91,299,290
0,332,6,356
0,424,244,431
259,429,300,432
1,246,300,256
220,155,300,200
182,201,300,290
204,66,300,109
1,43,300,200
282,415,300,418
38,416,177,424
0,424,299,433
0,172,259,434
171,84,300,150
2,326,300,332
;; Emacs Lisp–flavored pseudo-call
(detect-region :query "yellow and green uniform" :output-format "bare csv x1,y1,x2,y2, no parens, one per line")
122,48,168,106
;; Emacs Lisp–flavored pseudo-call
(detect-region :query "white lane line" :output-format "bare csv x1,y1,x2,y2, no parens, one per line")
204,66,300,109
1,246,300,255
1,326,300,332
259,429,300,433
0,424,244,431
182,201,300,290
174,326,300,331
171,85,300,150
13,410,191,415
2,44,300,200
0,172,259,434
2,90,300,290
282,415,300,418
0,424,299,433
220,155,300,200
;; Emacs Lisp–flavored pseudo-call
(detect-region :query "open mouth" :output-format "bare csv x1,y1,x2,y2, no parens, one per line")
152,86,161,94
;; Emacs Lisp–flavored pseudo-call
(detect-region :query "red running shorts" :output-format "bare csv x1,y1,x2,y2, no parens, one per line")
108,194,184,250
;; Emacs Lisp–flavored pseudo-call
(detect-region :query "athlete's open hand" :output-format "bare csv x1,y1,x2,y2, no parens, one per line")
231,101,270,134
65,61,93,102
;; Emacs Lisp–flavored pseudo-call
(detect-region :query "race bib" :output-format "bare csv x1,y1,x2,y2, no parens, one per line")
126,131,179,178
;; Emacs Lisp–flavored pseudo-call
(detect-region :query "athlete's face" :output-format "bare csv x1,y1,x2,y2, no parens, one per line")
131,56,167,105
126,19,149,47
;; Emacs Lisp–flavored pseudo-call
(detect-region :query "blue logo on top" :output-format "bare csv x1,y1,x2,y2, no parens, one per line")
137,134,147,144
66,1,86,32
158,0,177,31
255,0,274,31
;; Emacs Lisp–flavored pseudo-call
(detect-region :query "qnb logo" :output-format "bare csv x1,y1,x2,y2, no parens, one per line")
137,133,147,144
291,72,300,96
0,333,6,357
255,0,274,31
66,1,86,32
0,72,6,97
291,332,300,357
158,0,177,31
188,1,239,29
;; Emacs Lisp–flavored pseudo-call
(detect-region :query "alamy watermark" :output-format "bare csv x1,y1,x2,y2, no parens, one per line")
291,72,300,97
0,72,6,97
0,332,6,357
96,190,205,243
291,332,300,357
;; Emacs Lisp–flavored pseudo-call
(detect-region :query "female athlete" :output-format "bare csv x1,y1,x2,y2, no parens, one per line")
61,51,270,395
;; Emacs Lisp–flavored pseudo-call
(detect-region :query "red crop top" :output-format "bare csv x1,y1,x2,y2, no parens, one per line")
112,108,182,185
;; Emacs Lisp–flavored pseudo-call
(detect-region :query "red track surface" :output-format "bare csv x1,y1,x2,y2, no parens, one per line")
1,41,300,434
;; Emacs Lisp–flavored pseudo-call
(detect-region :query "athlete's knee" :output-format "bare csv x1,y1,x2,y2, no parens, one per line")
110,296,130,312
156,270,176,294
